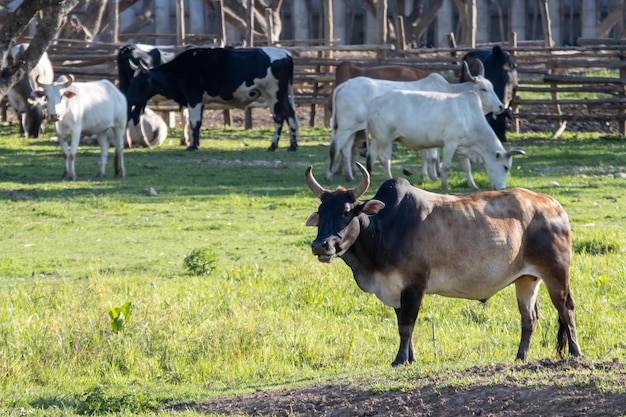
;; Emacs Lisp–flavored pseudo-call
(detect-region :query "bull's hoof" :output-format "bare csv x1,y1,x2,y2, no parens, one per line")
186,145,198,151
287,144,298,152
267,144,278,152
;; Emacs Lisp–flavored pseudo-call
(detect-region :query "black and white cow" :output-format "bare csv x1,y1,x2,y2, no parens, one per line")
460,45,518,143
124,46,299,151
5,43,54,138
117,43,190,146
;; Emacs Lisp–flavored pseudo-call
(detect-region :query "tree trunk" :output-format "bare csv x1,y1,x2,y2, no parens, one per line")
0,0,79,98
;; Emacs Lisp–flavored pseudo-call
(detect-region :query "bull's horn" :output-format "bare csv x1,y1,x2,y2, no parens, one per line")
463,60,476,83
35,74,47,88
506,147,526,157
477,59,485,77
305,166,328,199
349,162,370,201
63,74,74,88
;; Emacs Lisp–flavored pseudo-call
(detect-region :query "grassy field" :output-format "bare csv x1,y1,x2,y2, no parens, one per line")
0,122,624,416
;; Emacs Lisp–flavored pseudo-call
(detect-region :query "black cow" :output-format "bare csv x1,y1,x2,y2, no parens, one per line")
117,43,190,145
460,45,518,142
125,46,299,151
305,163,582,366
117,43,179,94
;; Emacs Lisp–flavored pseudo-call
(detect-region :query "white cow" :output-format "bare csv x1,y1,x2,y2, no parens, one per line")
367,90,525,191
125,108,168,148
327,62,505,182
36,75,127,180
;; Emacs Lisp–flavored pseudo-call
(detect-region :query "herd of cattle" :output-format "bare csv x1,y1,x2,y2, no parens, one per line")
5,42,583,365
5,41,525,188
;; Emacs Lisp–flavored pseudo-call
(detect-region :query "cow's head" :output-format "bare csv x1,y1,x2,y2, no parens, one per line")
461,60,505,116
35,74,76,122
482,147,526,190
491,46,518,110
125,61,153,125
23,95,47,137
305,163,385,262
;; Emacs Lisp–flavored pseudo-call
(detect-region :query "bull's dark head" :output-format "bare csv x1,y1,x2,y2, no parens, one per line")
125,61,153,125
305,163,385,262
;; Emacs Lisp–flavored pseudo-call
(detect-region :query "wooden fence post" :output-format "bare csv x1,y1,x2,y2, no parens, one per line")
396,16,406,50
175,0,185,45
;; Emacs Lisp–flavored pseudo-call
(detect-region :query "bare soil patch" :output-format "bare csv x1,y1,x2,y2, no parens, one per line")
171,358,626,417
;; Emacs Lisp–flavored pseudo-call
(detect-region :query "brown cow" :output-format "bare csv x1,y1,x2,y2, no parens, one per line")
306,163,582,366
328,62,430,179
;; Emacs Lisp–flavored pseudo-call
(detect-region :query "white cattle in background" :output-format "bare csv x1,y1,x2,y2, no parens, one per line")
126,108,168,148
36,75,127,180
367,90,525,191
327,62,505,183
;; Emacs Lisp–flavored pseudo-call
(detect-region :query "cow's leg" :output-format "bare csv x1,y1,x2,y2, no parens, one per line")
59,139,71,179
341,133,357,182
393,286,424,366
186,104,203,151
325,134,340,182
440,145,456,192
378,141,394,180
268,94,298,152
544,283,582,359
113,126,126,178
66,132,82,181
366,139,379,174
180,107,190,146
95,132,109,180
514,275,542,361
421,148,439,181
457,154,479,191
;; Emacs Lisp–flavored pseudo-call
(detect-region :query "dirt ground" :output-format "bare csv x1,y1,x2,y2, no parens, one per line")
170,358,626,417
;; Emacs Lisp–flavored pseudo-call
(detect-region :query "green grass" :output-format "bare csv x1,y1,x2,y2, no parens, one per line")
0,122,624,416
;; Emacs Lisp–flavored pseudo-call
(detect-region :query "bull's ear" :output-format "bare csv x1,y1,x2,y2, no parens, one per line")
33,90,45,98
63,91,77,99
362,199,385,215
305,212,319,227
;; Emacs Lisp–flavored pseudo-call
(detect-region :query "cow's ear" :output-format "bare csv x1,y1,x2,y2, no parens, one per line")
63,91,77,99
305,212,319,227
495,151,502,160
362,199,385,215
33,90,45,98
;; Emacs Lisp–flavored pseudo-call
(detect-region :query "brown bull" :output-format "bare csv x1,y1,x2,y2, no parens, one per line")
306,163,582,366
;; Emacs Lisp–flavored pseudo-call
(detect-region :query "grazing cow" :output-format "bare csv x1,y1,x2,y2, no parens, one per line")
327,63,504,183
329,61,431,179
117,43,190,146
125,46,299,151
367,90,525,191
125,108,168,148
36,75,127,180
305,163,582,366
460,45,518,142
5,43,54,138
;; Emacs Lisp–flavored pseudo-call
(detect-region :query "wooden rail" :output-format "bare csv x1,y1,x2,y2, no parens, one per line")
4,38,626,135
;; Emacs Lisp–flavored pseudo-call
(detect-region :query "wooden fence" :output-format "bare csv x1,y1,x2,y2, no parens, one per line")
4,37,626,136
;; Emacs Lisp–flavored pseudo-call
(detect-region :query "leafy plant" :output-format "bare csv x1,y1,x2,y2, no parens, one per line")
183,246,219,276
108,301,132,332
